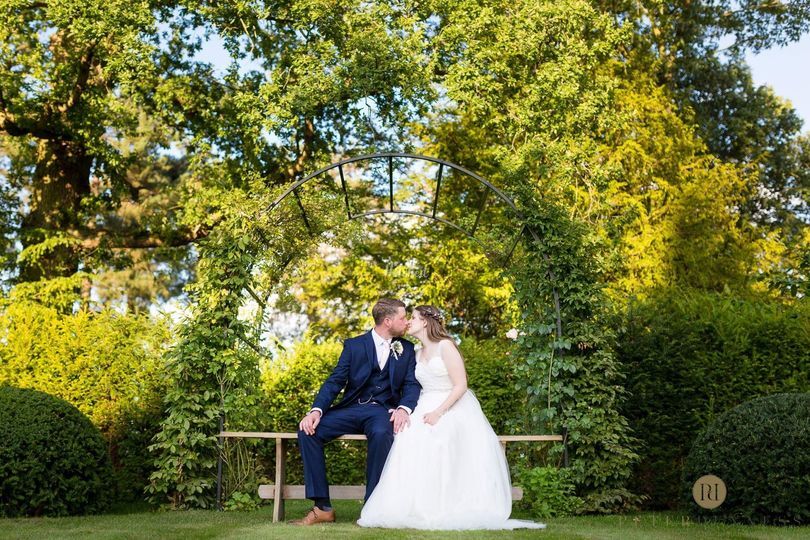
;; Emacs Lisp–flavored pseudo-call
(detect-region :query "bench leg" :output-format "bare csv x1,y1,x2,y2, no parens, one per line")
216,416,224,511
273,438,286,522
562,426,569,468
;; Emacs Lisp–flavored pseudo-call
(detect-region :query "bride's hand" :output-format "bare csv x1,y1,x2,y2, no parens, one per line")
423,410,442,425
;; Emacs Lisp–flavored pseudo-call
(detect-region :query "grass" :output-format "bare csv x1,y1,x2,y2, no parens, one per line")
2,500,808,539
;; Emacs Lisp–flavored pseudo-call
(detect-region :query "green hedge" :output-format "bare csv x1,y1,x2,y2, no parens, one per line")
459,335,520,434
683,393,810,524
0,386,113,517
617,289,810,508
0,301,170,502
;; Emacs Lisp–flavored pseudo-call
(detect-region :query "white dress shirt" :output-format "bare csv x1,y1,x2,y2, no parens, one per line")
371,328,391,370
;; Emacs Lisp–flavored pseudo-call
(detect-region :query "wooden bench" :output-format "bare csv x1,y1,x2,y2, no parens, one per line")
217,431,566,522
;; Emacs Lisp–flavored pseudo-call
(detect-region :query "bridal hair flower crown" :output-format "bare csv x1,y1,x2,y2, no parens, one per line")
421,307,445,326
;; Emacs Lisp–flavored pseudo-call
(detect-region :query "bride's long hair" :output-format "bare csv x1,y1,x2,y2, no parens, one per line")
414,305,464,360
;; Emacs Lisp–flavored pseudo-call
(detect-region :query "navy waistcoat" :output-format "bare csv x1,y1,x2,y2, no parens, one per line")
359,358,395,407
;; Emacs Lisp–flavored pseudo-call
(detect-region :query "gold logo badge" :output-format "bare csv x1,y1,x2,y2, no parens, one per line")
692,474,727,509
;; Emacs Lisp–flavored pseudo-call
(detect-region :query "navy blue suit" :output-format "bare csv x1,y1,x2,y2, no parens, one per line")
298,331,420,502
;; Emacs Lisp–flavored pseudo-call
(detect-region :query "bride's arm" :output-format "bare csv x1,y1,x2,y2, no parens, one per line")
423,340,467,425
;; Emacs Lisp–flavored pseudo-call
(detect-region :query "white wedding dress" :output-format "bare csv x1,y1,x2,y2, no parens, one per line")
357,355,546,530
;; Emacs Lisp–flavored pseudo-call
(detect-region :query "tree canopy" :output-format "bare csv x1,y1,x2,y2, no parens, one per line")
2,0,807,307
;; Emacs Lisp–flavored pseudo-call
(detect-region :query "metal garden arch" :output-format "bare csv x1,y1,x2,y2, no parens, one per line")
263,152,562,338
214,153,568,508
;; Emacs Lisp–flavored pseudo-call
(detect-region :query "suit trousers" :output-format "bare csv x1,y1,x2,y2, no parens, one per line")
298,402,394,502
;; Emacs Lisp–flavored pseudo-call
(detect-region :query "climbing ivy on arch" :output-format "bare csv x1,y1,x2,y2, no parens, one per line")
147,154,639,512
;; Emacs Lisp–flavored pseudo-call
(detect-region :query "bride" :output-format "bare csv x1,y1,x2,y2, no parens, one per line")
357,305,545,530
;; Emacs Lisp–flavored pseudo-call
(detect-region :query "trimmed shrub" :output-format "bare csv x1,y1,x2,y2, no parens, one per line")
618,289,810,508
459,335,520,434
0,386,114,517
0,301,170,502
461,335,562,474
683,393,810,524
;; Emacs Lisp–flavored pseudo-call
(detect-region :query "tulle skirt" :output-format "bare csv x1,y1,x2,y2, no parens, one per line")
357,389,545,530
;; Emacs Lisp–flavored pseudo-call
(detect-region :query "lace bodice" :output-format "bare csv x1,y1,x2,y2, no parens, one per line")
415,356,453,392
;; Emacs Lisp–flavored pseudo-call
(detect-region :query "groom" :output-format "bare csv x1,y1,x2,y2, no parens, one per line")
293,298,421,525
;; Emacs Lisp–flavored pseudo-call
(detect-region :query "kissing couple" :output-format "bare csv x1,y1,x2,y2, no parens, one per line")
293,298,545,530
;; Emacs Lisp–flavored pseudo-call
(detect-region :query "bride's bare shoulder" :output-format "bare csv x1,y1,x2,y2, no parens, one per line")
438,339,462,356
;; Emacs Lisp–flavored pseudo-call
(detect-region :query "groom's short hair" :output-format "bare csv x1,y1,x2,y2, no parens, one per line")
372,298,406,324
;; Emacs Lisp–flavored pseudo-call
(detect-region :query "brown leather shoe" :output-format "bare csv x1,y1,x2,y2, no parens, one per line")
290,506,336,525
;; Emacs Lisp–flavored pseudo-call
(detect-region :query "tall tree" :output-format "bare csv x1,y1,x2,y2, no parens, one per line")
0,0,205,304
596,0,810,274
1,0,437,308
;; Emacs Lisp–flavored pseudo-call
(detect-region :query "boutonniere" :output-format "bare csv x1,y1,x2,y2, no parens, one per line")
391,340,404,359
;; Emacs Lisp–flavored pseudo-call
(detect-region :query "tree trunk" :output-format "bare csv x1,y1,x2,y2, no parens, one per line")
19,138,92,282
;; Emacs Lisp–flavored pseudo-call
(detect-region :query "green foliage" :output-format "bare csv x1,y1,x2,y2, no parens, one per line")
6,273,90,313
0,297,170,501
1,0,438,297
261,336,343,427
147,182,364,508
599,83,759,298
516,466,583,519
285,232,520,340
147,214,262,509
510,197,641,513
0,0,193,286
596,0,810,245
618,289,810,509
459,335,520,434
683,393,810,525
0,386,113,517
223,491,261,512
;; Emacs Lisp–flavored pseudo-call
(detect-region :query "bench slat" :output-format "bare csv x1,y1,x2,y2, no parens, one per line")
259,484,524,501
220,431,562,442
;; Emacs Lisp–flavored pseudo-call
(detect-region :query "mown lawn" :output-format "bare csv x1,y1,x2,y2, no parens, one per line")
2,500,807,539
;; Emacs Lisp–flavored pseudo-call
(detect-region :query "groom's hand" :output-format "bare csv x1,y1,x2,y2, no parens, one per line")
388,408,410,434
299,410,322,435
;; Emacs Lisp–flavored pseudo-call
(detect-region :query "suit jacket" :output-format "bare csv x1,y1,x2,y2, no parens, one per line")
312,331,421,412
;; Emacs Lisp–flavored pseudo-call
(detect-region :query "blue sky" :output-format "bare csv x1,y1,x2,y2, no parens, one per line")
746,34,810,129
